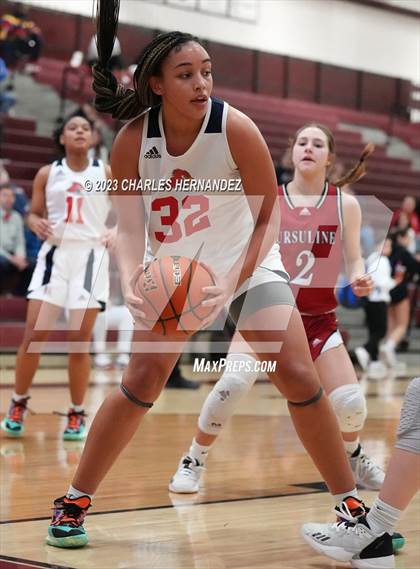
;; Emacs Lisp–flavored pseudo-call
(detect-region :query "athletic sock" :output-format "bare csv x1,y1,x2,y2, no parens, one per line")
366,497,402,536
13,392,29,402
70,404,84,413
188,438,210,465
344,439,360,456
383,339,396,351
333,487,360,507
66,485,93,501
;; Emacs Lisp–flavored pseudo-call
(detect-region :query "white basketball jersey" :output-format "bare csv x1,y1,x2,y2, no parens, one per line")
139,98,282,277
45,158,110,242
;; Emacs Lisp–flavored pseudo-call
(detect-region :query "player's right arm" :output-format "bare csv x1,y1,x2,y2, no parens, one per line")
110,116,146,318
27,164,53,240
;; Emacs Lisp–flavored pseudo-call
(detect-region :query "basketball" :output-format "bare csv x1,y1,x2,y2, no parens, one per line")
134,256,216,336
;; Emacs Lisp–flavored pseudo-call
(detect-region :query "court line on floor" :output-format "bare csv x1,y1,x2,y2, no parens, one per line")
0,555,74,569
0,484,327,525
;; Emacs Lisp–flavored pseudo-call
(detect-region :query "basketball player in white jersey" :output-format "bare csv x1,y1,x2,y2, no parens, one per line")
1,112,112,441
45,0,366,549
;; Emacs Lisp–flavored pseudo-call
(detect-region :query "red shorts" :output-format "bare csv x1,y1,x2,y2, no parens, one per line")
301,312,341,361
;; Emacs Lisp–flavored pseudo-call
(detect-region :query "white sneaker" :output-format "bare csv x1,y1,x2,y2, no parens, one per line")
350,447,385,490
379,344,397,368
169,455,204,493
301,517,394,568
94,354,112,369
393,361,407,378
355,347,371,371
115,354,130,368
367,361,388,381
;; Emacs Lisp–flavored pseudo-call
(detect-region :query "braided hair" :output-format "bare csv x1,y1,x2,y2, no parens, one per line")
92,0,200,120
290,123,374,187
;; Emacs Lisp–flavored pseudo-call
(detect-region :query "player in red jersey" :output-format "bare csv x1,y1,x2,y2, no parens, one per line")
170,124,387,494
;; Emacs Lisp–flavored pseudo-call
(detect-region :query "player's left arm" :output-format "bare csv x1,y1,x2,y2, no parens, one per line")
342,192,373,297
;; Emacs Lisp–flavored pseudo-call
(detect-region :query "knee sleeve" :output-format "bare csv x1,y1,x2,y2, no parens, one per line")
198,353,258,435
328,384,367,432
396,377,420,455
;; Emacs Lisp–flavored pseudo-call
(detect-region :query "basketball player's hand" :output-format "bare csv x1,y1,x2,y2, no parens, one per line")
9,255,28,271
125,264,146,320
200,273,234,329
101,228,117,252
351,274,373,297
33,218,53,240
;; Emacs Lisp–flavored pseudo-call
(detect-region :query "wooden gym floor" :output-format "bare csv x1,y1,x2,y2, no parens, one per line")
0,363,419,569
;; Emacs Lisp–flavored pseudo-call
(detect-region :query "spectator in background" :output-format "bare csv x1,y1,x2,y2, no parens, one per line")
11,184,42,264
0,159,10,185
0,57,16,114
354,237,395,380
391,210,416,254
0,161,41,262
0,184,33,295
0,3,42,74
380,228,420,373
392,195,420,235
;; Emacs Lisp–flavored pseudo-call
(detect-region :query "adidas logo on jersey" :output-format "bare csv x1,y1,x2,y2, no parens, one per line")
144,146,161,159
299,207,311,216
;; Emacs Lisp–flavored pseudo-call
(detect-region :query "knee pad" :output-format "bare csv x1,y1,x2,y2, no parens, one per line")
328,384,367,432
396,377,420,455
198,353,258,435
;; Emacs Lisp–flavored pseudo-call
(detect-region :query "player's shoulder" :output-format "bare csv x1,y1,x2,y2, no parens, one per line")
36,163,53,181
114,115,145,147
340,190,360,212
111,115,144,165
226,105,265,156
226,105,259,135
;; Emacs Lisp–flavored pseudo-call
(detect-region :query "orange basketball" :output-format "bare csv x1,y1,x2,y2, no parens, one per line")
134,256,215,336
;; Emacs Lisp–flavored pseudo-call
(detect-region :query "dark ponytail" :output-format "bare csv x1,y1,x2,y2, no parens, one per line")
92,0,201,120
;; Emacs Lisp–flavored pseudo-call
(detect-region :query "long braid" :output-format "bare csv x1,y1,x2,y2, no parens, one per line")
92,0,199,120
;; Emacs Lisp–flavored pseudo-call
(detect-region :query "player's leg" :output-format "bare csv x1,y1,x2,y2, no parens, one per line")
238,302,357,498
169,334,258,493
316,343,385,490
92,309,112,368
46,331,186,548
301,377,420,568
62,308,100,440
381,298,409,369
1,299,61,436
115,304,134,367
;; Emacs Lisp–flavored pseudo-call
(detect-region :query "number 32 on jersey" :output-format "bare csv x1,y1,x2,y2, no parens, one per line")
151,195,210,243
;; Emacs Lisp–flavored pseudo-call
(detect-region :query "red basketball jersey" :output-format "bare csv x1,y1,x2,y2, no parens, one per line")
278,183,344,314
